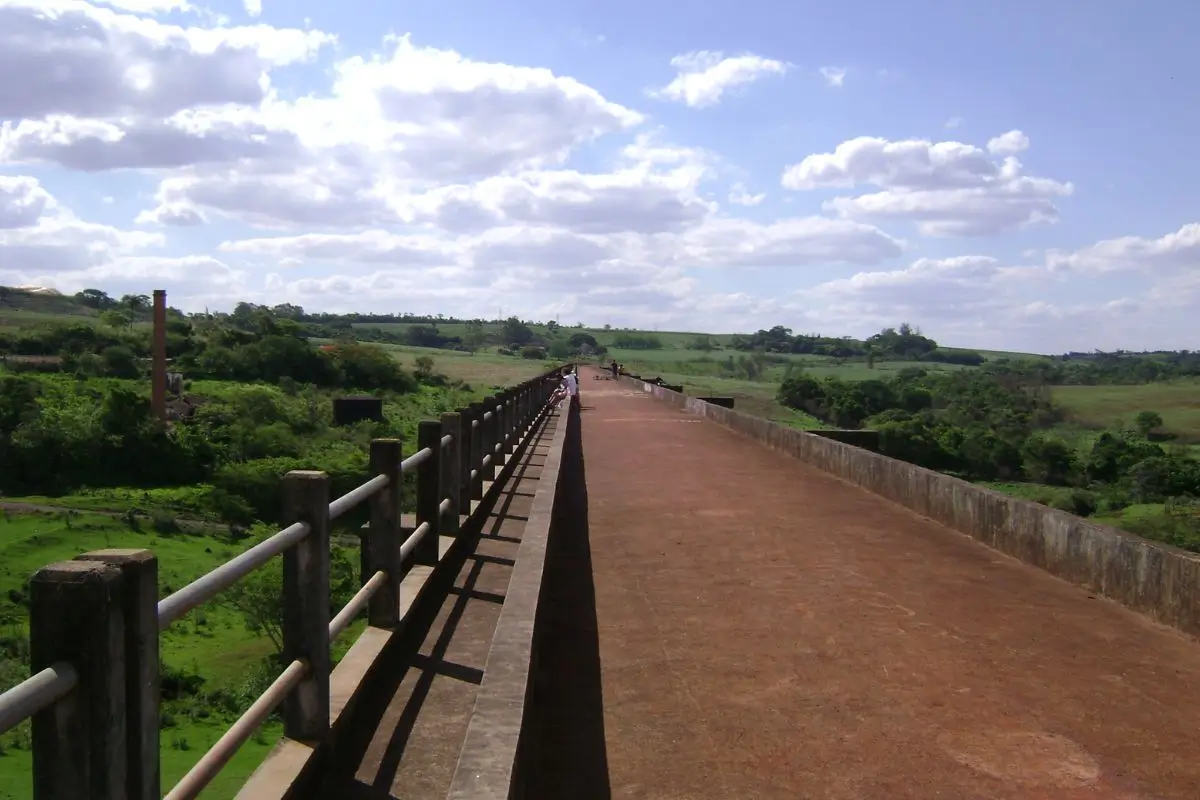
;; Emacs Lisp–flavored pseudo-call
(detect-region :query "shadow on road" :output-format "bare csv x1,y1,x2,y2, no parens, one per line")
520,406,612,799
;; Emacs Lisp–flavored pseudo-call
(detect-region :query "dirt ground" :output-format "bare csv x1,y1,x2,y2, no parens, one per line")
567,367,1200,799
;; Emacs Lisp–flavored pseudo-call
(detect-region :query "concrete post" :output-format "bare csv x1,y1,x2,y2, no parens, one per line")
415,421,442,566
482,395,498,483
469,403,485,501
440,413,462,538
74,549,160,800
457,406,474,517
29,560,127,800
281,471,331,741
151,289,167,422
494,392,508,470
366,439,402,628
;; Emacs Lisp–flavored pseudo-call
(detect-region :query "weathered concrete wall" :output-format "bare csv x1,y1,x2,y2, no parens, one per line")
811,429,880,451
445,408,573,800
623,377,1200,638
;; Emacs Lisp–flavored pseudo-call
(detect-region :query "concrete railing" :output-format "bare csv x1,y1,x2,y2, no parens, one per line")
0,366,567,800
624,376,1200,638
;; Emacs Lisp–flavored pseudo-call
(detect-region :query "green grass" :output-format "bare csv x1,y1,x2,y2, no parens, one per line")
1052,380,1200,442
346,341,560,389
0,511,303,798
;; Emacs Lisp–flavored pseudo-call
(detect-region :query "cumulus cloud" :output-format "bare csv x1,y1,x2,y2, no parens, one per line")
652,51,787,108
0,1,332,120
9,0,1187,350
243,0,261,16
781,132,1073,236
1046,222,1200,274
987,130,1030,156
728,183,765,206
819,66,847,88
0,175,161,275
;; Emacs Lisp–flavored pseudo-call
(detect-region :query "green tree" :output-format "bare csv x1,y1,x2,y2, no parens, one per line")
503,317,534,345
1021,435,1076,486
99,308,133,330
101,345,141,379
463,320,486,352
1135,410,1164,438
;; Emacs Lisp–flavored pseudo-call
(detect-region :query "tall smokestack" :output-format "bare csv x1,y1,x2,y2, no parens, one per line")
152,289,167,422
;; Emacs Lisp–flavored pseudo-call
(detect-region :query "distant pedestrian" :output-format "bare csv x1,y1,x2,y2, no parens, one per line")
610,359,619,379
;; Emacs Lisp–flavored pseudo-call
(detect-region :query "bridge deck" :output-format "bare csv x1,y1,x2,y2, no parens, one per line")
529,368,1200,799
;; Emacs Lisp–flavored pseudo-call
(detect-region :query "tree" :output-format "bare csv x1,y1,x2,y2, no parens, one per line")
463,320,486,352
101,345,141,379
120,293,151,312
414,355,436,380
1021,435,1076,486
502,317,534,345
76,289,116,309
100,308,133,331
1136,410,1164,438
546,320,560,337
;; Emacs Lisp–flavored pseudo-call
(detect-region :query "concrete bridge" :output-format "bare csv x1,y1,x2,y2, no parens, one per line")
4,365,1200,799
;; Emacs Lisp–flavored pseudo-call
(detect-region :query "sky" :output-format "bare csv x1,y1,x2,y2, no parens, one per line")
1,0,1198,353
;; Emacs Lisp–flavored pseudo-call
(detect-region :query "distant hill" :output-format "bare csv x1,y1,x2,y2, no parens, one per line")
0,285,99,326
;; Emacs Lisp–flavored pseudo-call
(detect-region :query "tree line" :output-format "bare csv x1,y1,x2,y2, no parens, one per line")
778,367,1200,549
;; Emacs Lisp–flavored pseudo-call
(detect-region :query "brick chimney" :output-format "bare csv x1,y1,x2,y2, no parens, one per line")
151,289,167,421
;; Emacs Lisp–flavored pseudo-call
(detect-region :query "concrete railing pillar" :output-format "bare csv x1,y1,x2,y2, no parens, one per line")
414,421,442,566
281,471,331,741
74,549,160,800
29,560,128,800
441,413,462,537
366,439,403,628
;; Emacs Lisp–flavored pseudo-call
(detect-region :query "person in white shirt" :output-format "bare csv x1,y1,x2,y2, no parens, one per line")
561,368,580,412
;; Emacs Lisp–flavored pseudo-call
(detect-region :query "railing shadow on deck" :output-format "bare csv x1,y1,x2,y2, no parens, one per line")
311,419,558,799
518,406,611,800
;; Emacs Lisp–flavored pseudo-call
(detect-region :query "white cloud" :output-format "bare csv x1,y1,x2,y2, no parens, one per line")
782,132,1073,236
987,129,1030,156
4,0,1191,351
728,183,765,206
1046,222,1200,275
0,1,333,120
243,0,262,17
92,0,190,11
819,66,846,88
0,175,161,275
652,51,787,108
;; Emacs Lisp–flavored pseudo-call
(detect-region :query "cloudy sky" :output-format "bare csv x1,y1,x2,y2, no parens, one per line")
1,0,1197,353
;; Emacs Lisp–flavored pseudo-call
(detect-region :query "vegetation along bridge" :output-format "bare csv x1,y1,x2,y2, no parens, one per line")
3,364,1200,799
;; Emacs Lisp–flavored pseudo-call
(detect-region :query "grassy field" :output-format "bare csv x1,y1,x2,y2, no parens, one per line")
365,342,559,388
1052,381,1200,442
0,511,287,799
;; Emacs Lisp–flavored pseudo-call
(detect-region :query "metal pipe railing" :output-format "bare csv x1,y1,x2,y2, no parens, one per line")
0,364,568,800
0,663,78,736
158,521,312,629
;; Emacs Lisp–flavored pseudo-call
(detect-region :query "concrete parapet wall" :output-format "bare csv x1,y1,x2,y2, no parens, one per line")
811,429,880,451
623,376,1200,638
446,408,572,800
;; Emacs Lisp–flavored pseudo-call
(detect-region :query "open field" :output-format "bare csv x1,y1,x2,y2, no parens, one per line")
1052,381,1200,441
315,340,558,389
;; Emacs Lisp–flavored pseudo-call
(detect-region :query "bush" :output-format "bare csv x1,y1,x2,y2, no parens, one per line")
150,511,182,534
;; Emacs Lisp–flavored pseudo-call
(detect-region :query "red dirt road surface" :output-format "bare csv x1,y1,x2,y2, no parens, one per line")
566,367,1200,799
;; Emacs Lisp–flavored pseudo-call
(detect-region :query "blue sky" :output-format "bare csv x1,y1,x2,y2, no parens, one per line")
0,0,1197,352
